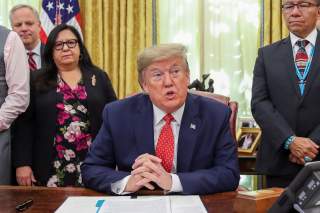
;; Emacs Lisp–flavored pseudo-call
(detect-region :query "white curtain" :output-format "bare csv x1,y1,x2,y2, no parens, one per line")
159,0,260,117
159,0,200,81
0,0,41,28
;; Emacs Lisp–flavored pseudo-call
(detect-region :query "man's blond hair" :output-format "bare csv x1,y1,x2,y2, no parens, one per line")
137,43,189,85
9,4,40,26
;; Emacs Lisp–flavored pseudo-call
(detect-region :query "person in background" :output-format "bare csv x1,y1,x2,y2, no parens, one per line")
10,4,43,71
0,25,29,184
12,24,117,187
81,43,239,195
251,0,320,187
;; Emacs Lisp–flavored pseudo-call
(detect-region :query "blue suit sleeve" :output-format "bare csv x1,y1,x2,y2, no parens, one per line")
81,106,130,193
177,110,240,195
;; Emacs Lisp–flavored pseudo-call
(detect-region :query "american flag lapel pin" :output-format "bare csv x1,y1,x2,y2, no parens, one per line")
190,123,196,130
91,75,96,86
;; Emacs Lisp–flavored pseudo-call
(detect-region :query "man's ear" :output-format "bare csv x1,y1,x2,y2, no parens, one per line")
141,81,149,93
186,70,190,84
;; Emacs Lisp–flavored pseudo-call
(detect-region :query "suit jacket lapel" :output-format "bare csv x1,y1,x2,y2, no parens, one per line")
40,43,45,65
42,86,62,136
281,37,301,98
176,94,201,172
133,95,155,155
301,31,320,101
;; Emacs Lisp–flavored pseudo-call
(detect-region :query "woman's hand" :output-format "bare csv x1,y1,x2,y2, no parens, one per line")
16,166,36,186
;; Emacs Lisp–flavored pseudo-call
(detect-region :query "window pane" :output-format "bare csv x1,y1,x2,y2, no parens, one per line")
0,0,41,27
204,0,259,117
159,0,260,117
159,0,200,81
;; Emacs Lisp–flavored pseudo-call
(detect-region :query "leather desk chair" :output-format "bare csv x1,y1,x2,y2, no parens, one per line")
188,90,238,141
127,90,238,141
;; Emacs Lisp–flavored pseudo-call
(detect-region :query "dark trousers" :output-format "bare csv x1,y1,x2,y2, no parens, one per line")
266,175,296,188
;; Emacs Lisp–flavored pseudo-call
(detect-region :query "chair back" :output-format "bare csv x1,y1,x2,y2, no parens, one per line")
127,91,238,141
189,90,238,141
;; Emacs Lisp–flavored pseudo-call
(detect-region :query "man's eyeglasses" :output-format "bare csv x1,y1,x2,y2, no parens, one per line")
282,2,318,13
54,39,78,51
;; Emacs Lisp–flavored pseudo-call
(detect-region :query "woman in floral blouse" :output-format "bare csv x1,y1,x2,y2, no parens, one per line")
12,24,117,187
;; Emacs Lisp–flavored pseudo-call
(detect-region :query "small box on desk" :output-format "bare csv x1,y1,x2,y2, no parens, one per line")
234,188,284,213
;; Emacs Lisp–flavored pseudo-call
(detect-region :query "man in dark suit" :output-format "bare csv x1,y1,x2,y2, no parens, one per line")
81,43,239,195
10,4,44,71
251,0,320,187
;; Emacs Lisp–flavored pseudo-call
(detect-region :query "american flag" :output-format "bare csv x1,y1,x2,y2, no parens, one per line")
40,0,83,43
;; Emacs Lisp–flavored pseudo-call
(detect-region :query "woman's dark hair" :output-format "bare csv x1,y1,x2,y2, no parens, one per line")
36,24,97,92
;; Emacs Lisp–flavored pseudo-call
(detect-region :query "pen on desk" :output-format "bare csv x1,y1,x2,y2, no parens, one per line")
95,199,105,213
16,199,33,212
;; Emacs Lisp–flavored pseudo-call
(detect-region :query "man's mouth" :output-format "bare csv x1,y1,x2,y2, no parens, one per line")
20,34,31,38
289,20,303,25
165,91,176,99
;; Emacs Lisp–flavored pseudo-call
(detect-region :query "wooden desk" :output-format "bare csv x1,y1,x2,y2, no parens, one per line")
238,154,267,189
0,186,280,213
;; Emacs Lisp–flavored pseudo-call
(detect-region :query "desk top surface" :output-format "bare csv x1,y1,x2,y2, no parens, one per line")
0,186,238,213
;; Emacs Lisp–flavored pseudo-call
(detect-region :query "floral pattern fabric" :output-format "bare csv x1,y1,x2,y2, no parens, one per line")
47,76,92,187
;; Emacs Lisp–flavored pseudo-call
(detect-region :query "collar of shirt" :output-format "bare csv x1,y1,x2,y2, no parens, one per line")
26,40,41,56
153,103,185,127
290,28,317,48
26,41,42,69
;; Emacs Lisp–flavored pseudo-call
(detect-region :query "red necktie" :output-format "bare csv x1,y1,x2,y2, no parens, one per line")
295,40,309,76
27,51,37,71
156,114,174,173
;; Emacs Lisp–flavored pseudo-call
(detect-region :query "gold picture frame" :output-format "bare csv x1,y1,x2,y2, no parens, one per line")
237,127,261,155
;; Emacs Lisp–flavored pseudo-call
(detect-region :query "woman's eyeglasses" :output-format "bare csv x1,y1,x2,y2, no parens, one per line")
54,39,78,51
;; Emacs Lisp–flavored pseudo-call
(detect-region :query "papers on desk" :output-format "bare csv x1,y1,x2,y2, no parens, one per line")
55,195,207,213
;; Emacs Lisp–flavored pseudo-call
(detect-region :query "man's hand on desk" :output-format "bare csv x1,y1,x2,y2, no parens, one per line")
131,153,172,191
124,173,155,193
16,166,37,186
289,137,319,161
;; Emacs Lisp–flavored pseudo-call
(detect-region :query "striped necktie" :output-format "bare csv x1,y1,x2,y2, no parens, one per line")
27,51,37,72
295,40,309,76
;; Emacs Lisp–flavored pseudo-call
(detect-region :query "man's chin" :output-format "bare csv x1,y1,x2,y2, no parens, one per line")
161,102,184,113
22,40,32,45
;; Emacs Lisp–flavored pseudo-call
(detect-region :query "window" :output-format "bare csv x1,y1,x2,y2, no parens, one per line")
0,0,40,27
159,0,260,117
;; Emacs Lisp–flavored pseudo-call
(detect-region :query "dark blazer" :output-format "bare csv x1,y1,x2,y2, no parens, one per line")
81,93,239,195
40,43,45,65
251,31,320,176
12,67,117,185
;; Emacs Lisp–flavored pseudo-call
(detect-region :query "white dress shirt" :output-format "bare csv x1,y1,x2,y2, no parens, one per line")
290,28,317,59
0,31,29,131
26,41,42,69
111,104,185,194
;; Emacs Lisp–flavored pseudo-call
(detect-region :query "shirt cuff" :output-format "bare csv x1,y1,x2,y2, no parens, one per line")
111,175,132,195
168,174,183,193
